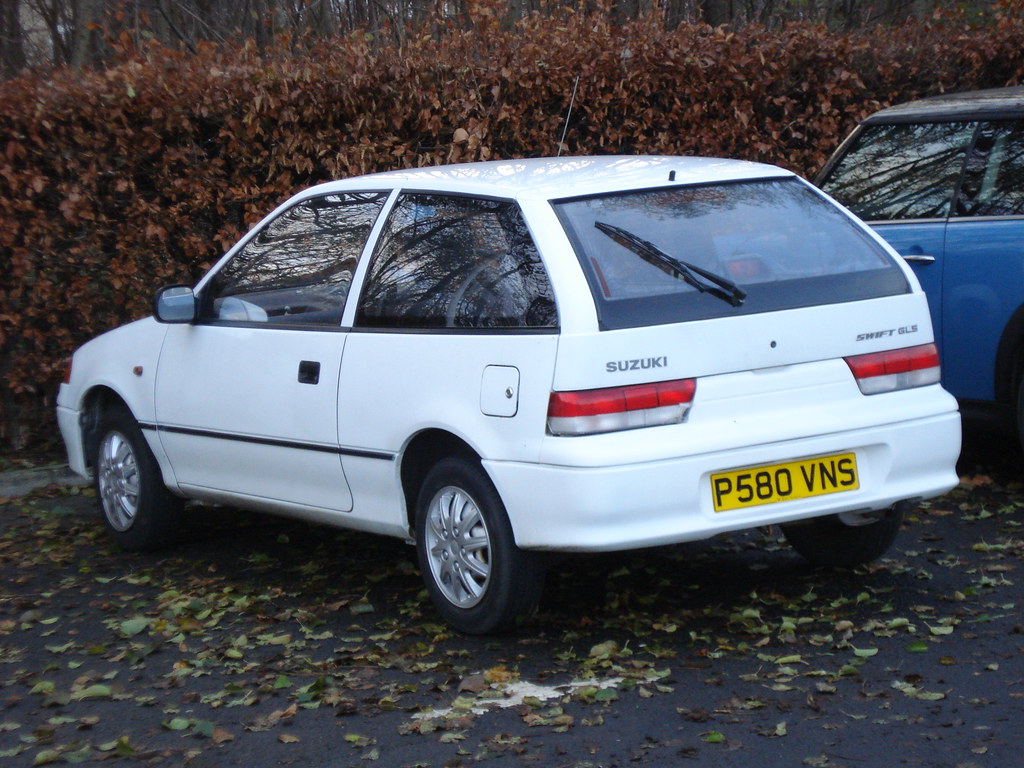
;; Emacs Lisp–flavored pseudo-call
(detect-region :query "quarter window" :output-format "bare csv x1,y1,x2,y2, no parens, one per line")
821,122,974,221
203,192,388,326
955,120,1024,217
355,194,557,329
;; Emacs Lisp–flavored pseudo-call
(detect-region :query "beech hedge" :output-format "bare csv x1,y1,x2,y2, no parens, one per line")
2,10,1023,451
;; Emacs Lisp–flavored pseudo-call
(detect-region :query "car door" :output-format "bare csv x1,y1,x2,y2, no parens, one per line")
942,119,1024,402
818,120,975,385
153,191,389,513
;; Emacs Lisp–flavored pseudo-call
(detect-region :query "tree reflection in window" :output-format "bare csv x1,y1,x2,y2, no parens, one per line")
356,194,557,329
559,179,894,299
205,191,388,326
821,122,974,221
554,178,906,330
956,120,1024,217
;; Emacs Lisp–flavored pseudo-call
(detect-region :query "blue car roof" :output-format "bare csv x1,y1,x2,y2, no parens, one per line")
864,87,1024,124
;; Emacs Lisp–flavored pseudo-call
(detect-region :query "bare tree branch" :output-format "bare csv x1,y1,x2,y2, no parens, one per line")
156,0,200,54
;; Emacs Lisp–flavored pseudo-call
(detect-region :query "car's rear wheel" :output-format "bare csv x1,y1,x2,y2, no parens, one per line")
1016,373,1024,456
781,507,904,568
415,456,544,634
94,405,182,551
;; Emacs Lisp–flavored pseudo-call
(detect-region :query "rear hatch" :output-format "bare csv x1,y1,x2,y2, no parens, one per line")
545,176,942,463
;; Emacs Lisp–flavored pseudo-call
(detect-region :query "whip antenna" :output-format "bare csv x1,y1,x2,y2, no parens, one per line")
557,75,580,157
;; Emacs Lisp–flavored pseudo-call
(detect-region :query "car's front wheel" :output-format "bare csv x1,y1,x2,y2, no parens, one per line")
94,405,182,551
781,506,904,568
415,456,544,634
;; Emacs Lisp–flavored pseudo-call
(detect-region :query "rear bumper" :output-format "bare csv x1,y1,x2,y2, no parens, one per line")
487,411,961,552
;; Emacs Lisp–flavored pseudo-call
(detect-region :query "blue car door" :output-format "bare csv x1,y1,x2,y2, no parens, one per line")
873,222,947,353
818,120,976,395
940,121,1024,402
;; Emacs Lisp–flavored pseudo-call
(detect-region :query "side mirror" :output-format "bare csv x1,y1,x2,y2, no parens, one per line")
154,285,197,324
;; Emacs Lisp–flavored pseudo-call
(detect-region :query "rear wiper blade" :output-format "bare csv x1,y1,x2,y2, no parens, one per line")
594,220,746,307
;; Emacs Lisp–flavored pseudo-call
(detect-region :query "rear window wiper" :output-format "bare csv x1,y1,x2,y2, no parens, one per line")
594,220,746,307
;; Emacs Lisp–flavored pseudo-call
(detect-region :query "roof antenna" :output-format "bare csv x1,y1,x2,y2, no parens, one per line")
557,75,580,158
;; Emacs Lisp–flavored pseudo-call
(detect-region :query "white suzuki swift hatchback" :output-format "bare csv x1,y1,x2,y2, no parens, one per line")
57,156,961,633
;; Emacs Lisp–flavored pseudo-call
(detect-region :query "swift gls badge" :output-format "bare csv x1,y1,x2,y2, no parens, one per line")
855,324,918,342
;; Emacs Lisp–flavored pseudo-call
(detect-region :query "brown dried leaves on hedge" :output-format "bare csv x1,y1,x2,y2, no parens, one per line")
1,11,1023,447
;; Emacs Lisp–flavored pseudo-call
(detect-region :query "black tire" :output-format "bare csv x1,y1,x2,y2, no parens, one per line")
1016,374,1024,457
93,405,182,551
414,456,545,634
781,507,904,568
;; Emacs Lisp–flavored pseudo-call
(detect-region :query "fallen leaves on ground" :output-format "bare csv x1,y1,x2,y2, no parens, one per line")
2,441,1024,765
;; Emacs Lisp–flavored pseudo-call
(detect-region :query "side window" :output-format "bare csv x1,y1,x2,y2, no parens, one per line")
820,122,975,221
955,120,1024,217
203,191,388,327
355,194,557,329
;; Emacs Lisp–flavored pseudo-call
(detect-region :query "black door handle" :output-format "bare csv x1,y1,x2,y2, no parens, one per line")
298,360,321,385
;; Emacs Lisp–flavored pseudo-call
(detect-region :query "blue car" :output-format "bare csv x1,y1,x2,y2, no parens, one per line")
817,87,1024,445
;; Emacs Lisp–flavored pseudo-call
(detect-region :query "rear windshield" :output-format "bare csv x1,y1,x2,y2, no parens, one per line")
553,178,909,330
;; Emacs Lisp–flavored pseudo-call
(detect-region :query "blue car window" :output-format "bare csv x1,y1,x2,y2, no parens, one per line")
821,122,974,221
955,120,1024,217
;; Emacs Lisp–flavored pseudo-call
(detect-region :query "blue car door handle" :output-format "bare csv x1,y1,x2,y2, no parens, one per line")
902,254,936,264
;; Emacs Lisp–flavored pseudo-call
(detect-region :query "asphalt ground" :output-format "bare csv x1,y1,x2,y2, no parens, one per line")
1,424,1022,768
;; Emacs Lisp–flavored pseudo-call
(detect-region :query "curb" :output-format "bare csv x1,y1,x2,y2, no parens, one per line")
0,465,90,499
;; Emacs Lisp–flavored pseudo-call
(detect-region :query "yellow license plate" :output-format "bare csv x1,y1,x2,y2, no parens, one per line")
711,452,859,512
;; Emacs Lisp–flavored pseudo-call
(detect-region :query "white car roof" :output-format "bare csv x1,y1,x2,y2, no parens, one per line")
305,155,794,202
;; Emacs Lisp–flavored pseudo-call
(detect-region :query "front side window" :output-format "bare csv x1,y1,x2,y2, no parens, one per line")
820,122,975,221
955,120,1024,217
203,191,388,327
555,178,908,330
355,194,557,330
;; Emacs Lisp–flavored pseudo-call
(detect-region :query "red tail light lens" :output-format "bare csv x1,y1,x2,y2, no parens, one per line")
845,343,941,395
547,378,696,436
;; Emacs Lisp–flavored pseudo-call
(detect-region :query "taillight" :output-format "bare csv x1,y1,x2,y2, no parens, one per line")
844,343,941,395
547,378,696,436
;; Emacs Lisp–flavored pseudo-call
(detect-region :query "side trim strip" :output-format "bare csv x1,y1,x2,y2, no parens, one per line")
138,422,395,461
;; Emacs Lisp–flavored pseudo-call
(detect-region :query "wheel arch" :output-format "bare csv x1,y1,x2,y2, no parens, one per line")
399,429,481,533
80,386,133,472
993,302,1024,408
